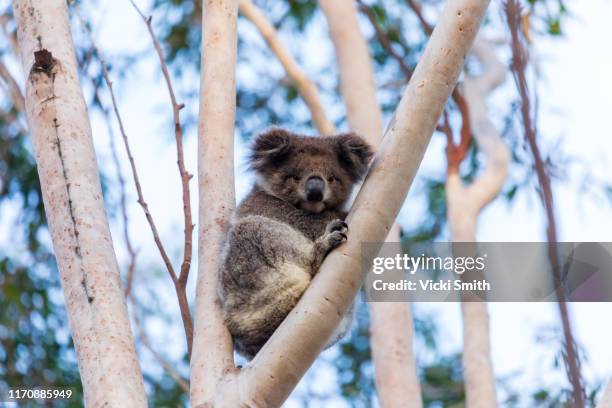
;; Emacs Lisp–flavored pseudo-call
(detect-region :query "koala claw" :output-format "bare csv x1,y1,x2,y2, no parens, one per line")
327,230,348,248
326,219,348,234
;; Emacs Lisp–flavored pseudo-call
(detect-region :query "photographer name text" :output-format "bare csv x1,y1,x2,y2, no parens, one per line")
371,278,491,292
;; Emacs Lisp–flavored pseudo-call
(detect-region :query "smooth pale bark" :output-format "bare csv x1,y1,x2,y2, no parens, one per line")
597,381,612,408
237,1,489,405
320,1,422,406
446,37,508,408
12,0,146,406
239,0,334,135
190,0,239,406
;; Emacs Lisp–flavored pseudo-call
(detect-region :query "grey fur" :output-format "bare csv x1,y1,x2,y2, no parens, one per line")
219,129,373,360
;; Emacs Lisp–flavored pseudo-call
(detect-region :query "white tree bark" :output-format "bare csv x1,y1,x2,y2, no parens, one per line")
190,0,239,406
12,0,146,406
319,1,422,406
239,0,334,135
236,1,489,405
446,37,508,408
597,380,612,408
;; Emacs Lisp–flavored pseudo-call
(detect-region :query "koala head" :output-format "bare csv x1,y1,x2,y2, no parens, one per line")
249,128,374,213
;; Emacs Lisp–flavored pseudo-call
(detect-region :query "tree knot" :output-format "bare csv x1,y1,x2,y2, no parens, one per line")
33,49,56,75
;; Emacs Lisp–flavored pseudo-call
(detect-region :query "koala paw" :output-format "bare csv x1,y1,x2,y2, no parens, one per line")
324,219,348,248
326,219,348,234
312,220,349,273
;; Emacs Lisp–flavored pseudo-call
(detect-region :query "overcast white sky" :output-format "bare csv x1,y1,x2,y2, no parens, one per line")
3,0,612,405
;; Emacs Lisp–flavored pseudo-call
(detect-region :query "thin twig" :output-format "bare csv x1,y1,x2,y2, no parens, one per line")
505,2,585,406
77,8,193,355
404,0,434,35
128,0,194,290
128,0,194,356
356,0,413,79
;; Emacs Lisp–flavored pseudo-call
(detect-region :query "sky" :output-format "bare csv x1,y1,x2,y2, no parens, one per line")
3,0,612,405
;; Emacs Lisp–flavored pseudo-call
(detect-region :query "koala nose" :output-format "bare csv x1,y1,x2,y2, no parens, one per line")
305,176,325,202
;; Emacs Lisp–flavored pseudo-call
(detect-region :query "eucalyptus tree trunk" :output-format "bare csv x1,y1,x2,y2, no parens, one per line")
319,0,422,406
446,37,509,408
190,0,239,406
12,0,146,406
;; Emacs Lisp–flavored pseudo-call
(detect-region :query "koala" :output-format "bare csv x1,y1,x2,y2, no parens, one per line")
219,128,373,360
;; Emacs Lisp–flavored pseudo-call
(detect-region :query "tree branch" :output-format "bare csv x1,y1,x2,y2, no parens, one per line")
505,2,585,406
319,0,383,148
356,0,413,79
239,0,334,135
128,0,195,355
405,0,434,35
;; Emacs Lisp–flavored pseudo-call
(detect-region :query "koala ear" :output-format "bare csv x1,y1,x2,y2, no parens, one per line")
249,128,294,171
335,133,374,180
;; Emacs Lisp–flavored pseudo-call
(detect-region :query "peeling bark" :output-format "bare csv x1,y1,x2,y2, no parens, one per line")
446,37,509,408
190,0,239,405
12,0,146,406
320,1,422,405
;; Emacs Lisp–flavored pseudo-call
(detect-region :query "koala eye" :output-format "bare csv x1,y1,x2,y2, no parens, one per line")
328,176,341,183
